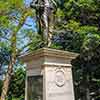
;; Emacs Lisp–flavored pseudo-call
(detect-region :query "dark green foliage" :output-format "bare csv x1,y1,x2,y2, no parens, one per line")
0,47,11,76
52,0,100,52
0,80,3,96
52,30,84,52
8,67,26,99
72,37,100,100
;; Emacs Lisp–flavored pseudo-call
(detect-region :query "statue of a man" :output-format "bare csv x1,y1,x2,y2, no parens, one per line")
31,0,57,47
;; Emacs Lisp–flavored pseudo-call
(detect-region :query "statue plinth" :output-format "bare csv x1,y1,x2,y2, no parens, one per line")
21,48,78,100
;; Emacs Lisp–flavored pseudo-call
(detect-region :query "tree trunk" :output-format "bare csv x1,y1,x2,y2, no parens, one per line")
1,31,16,100
86,88,90,100
86,75,91,100
1,59,14,100
1,10,29,100
83,74,91,100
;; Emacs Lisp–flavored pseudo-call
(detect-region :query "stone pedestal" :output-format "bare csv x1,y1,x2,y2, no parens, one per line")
21,48,78,100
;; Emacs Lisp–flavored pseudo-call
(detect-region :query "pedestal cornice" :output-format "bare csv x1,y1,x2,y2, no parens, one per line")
20,48,79,62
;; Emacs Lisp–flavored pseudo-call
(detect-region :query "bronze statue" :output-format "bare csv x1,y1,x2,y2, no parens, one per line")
30,0,57,47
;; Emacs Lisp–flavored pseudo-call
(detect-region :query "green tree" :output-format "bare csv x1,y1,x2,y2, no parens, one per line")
0,0,35,99
8,67,26,99
72,34,100,100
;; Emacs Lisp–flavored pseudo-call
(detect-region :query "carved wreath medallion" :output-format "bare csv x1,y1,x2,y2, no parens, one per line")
55,68,66,87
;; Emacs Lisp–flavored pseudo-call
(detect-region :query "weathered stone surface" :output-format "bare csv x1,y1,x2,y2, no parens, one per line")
20,48,78,100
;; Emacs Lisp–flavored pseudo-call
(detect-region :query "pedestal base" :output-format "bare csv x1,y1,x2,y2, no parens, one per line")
21,48,78,100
